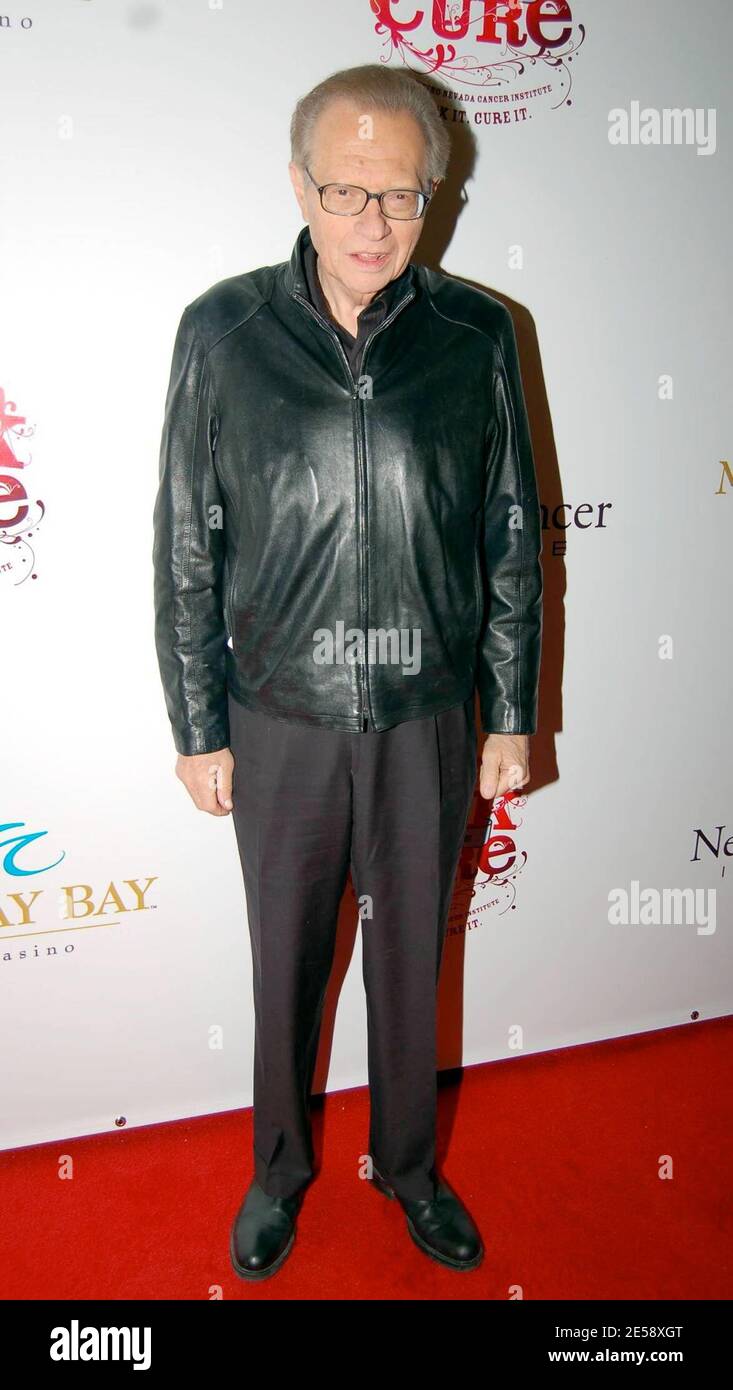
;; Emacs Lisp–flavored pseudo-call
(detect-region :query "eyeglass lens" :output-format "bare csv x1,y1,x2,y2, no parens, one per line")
321,184,423,218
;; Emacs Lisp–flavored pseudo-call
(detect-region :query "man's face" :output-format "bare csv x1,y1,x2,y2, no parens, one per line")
289,99,435,304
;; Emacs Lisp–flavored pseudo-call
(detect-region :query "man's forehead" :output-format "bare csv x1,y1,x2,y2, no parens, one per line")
309,148,424,186
311,104,425,168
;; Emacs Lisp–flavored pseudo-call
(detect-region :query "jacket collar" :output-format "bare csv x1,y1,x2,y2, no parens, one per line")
284,222,417,315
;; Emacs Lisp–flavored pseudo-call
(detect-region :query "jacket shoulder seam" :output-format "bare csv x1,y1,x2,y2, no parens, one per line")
186,290,271,359
424,279,511,355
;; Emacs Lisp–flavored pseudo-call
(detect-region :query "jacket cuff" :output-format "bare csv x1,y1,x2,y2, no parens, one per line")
172,714,231,758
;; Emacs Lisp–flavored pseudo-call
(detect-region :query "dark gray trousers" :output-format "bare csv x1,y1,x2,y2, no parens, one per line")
227,689,477,1203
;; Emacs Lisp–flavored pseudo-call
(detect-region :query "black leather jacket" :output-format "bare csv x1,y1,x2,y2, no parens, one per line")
152,224,543,755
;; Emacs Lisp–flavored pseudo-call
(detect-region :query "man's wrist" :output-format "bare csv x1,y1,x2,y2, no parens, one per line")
484,730,530,738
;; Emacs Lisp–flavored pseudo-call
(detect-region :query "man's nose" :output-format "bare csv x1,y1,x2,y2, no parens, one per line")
352,197,391,237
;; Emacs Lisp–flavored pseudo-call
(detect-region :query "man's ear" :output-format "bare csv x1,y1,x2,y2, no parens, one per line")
289,161,308,219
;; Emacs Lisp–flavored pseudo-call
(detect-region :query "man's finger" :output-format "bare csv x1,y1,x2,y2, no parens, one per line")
495,762,529,797
201,762,229,816
479,751,501,801
214,761,234,812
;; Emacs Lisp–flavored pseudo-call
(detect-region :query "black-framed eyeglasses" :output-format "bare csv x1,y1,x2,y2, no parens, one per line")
304,164,435,221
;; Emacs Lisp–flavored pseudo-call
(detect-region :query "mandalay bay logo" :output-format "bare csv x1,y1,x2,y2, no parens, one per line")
1,821,157,964
370,0,586,124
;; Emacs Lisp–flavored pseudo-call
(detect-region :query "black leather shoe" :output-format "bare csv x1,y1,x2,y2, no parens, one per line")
371,1165,484,1271
229,1178,303,1281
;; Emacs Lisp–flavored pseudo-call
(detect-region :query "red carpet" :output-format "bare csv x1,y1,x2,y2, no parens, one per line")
2,1016,731,1300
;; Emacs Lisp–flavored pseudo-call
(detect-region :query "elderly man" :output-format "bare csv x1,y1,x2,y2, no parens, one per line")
153,62,542,1280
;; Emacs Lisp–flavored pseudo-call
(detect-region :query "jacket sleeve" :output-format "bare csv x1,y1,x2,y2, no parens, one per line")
152,305,230,756
477,308,543,736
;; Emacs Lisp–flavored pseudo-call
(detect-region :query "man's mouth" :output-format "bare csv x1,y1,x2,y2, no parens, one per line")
349,251,389,267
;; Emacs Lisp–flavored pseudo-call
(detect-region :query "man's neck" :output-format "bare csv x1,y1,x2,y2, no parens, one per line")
316,256,379,338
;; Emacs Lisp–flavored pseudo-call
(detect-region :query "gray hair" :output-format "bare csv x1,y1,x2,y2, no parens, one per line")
290,63,451,190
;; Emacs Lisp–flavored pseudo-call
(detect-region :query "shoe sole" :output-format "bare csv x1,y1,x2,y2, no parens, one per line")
229,1222,296,1282
371,1169,484,1272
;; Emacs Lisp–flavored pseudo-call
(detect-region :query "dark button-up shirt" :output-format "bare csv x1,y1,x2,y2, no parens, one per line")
302,234,413,379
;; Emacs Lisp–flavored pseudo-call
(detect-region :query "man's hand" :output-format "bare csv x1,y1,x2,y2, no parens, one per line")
480,733,530,802
175,747,235,815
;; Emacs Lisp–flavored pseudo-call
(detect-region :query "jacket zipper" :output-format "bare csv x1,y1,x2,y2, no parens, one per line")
291,287,415,731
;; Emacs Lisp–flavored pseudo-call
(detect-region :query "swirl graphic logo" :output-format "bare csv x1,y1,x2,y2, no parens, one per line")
449,788,531,935
0,821,66,877
370,0,586,122
0,386,45,588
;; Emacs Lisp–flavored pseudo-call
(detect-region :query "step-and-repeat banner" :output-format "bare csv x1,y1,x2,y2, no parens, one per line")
1,1,730,1150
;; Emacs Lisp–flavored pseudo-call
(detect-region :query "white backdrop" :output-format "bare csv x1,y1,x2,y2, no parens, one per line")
1,0,730,1151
